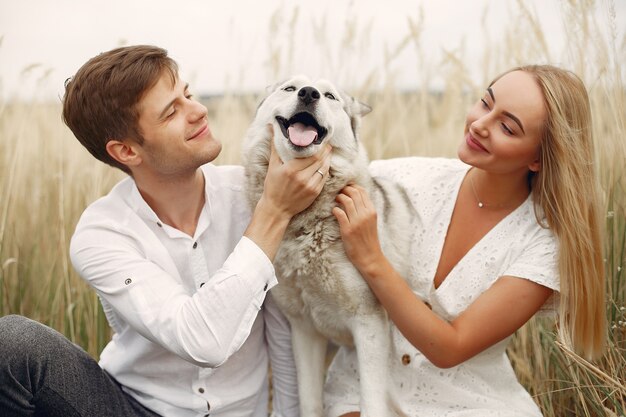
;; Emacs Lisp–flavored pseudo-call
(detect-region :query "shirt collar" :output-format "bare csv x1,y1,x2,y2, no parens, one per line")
127,168,213,239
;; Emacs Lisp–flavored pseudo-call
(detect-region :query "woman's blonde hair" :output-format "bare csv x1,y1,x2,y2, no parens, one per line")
493,65,606,360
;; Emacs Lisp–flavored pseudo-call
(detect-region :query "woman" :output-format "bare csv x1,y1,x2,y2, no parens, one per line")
326,65,606,416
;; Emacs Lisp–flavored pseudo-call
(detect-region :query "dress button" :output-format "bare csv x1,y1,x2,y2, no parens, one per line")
401,354,411,365
193,242,198,249
198,387,204,393
200,282,205,288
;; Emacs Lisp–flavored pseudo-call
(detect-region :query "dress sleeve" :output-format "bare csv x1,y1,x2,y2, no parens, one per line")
369,157,467,200
264,292,300,417
70,221,276,368
503,226,560,315
369,157,428,182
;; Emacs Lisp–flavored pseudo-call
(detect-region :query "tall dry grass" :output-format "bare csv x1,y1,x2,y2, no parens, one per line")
1,0,624,415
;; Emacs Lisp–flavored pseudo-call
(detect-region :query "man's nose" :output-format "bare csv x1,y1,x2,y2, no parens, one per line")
189,100,208,122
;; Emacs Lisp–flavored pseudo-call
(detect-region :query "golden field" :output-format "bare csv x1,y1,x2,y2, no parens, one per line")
1,1,625,415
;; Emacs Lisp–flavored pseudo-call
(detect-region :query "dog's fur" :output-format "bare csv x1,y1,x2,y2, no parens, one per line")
243,76,417,416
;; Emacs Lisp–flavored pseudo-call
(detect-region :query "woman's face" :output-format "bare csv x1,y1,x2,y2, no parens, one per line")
458,70,547,176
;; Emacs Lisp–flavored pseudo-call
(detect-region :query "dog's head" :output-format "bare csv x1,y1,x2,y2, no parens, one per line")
251,75,371,162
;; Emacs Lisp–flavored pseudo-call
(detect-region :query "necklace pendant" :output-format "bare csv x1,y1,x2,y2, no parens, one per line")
478,202,484,208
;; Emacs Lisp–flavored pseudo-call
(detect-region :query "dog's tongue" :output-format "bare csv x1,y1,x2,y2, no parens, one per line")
288,123,317,147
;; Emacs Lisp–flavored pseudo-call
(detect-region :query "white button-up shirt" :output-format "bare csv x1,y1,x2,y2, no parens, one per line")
70,164,299,417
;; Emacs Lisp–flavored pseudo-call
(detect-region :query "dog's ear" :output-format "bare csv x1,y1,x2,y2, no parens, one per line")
254,80,285,115
265,75,310,95
340,91,372,136
265,81,283,94
340,91,372,118
352,100,372,117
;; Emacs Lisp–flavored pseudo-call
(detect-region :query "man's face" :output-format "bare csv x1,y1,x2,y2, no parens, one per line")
133,71,221,177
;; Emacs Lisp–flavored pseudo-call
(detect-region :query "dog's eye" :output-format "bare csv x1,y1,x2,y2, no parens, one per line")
324,92,336,100
283,86,296,92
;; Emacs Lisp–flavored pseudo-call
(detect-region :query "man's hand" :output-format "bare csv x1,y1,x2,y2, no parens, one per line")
260,125,332,218
244,125,332,261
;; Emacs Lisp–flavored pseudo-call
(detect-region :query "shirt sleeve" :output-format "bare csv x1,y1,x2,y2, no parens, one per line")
503,226,560,315
264,292,300,417
70,222,277,368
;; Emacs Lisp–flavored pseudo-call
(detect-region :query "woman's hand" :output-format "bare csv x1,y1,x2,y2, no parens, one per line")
332,184,385,277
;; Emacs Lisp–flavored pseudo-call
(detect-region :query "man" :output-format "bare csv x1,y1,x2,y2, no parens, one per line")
0,45,331,416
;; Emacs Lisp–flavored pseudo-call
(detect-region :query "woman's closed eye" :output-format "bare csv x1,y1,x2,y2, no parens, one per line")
480,98,515,135
501,123,514,135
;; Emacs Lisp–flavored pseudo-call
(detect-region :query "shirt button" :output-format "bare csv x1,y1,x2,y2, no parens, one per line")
424,301,432,310
198,387,204,393
157,222,162,227
401,354,411,365
207,401,211,410
200,282,205,288
193,242,198,249
263,283,268,291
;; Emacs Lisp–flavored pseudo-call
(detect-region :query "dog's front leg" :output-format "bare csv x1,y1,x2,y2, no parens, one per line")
351,313,392,417
290,317,328,417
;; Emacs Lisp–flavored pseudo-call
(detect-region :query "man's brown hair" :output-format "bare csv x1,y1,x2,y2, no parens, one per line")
62,45,178,173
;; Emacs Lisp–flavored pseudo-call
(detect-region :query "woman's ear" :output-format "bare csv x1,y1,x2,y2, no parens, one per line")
528,158,541,173
106,139,142,168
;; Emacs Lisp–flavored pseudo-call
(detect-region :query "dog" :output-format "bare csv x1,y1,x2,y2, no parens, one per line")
242,75,417,416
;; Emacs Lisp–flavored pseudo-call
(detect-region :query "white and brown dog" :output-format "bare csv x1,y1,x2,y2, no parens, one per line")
243,75,416,416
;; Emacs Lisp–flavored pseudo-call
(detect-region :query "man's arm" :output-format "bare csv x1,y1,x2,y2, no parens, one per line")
244,138,331,261
70,139,331,369
71,227,274,368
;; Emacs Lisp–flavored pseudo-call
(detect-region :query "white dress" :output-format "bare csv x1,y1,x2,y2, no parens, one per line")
324,157,560,417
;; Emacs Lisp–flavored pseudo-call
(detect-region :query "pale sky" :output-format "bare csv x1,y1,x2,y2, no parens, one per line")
0,0,624,101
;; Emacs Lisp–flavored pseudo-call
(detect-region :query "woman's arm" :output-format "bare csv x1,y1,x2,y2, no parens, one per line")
332,184,553,368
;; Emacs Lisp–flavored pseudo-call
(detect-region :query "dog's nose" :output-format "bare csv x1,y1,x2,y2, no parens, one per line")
298,86,320,106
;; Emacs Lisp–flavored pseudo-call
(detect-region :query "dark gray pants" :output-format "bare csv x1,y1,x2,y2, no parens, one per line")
0,315,161,417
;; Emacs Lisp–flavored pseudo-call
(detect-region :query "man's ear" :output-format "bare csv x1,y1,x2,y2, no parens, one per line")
105,139,142,168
